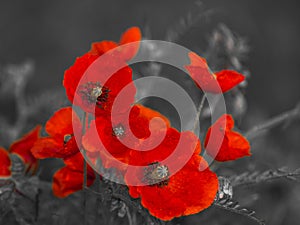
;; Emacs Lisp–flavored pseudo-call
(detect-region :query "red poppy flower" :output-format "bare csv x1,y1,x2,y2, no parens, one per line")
89,26,141,61
31,107,82,159
63,27,141,116
9,125,41,174
82,104,170,171
52,152,95,198
64,53,135,116
0,148,11,177
185,52,245,93
204,114,251,161
124,129,218,221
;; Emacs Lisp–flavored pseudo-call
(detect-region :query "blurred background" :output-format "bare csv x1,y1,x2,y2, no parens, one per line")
0,0,300,113
0,0,299,224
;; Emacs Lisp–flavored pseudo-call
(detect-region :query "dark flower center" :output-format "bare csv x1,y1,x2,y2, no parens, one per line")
112,124,125,137
63,134,73,145
143,162,169,187
79,81,110,107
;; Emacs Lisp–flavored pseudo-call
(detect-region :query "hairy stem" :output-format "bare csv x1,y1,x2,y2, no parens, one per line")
245,102,300,140
193,94,206,132
213,201,265,225
126,205,133,225
81,112,88,225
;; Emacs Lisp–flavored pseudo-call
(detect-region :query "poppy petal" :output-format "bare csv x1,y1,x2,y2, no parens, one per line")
204,114,251,161
89,41,118,56
215,70,245,93
63,54,99,104
0,148,11,177
45,107,81,137
52,166,95,198
185,52,245,93
9,125,41,173
119,27,141,61
31,107,81,159
53,153,95,198
31,136,79,159
125,155,218,221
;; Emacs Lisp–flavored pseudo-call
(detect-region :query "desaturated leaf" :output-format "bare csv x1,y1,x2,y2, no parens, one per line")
230,167,300,187
0,179,15,201
214,198,265,225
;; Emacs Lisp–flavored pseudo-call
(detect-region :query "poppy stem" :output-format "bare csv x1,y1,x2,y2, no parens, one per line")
193,94,206,132
125,205,133,225
245,102,300,140
81,111,88,225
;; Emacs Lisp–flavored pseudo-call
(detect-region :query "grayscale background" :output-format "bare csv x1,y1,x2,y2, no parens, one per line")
0,0,299,225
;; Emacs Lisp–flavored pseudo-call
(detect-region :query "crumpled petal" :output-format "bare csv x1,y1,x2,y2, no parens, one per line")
9,125,41,173
185,52,245,93
31,107,81,159
52,153,95,198
204,114,251,161
0,148,11,177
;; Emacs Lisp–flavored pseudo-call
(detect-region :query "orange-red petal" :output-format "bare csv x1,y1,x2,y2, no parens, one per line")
82,105,171,171
185,52,245,93
119,27,141,61
89,26,141,60
215,70,245,93
89,41,118,56
0,148,11,177
45,107,81,138
135,104,170,132
52,166,95,198
31,107,81,159
204,114,251,161
52,153,95,198
125,155,218,221
63,27,140,115
65,53,135,115
9,125,41,173
31,136,79,159
63,54,99,104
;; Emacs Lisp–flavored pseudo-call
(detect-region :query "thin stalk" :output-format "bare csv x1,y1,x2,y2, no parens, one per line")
125,206,133,225
81,112,87,225
245,102,300,140
193,94,206,133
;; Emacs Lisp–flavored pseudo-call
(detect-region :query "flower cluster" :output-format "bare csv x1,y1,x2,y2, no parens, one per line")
0,27,251,221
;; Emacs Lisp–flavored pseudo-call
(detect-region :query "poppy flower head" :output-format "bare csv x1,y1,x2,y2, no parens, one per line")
64,52,136,116
31,107,81,159
185,52,245,93
204,114,251,161
125,155,218,221
142,162,170,187
63,27,140,115
82,105,169,172
124,127,202,189
123,125,218,221
82,115,133,171
9,125,41,174
77,81,111,109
